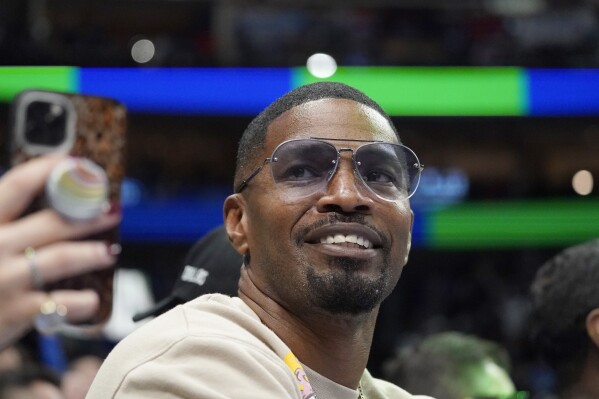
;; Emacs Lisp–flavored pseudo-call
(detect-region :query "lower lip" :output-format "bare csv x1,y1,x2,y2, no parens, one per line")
306,243,378,259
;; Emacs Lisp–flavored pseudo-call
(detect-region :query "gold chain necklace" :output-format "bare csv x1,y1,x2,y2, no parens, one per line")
358,384,365,399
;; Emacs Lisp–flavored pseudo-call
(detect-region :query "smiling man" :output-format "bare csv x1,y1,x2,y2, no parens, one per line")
87,82,428,399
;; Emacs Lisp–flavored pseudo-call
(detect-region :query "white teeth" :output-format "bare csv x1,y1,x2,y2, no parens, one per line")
319,234,372,249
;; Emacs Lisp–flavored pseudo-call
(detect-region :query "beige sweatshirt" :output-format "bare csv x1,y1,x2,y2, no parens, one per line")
87,294,430,399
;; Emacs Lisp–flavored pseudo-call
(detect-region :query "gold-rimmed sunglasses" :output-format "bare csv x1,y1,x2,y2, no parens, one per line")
236,137,424,202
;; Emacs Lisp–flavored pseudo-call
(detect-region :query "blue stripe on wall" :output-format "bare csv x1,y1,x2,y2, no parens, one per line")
528,69,599,116
121,197,227,243
79,67,293,115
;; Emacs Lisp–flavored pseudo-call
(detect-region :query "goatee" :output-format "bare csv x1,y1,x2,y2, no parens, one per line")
306,256,390,315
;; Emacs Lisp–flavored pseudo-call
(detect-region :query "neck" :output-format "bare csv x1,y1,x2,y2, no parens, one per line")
239,269,378,389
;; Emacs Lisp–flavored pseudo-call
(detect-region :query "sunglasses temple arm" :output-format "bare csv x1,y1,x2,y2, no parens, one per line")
235,163,267,193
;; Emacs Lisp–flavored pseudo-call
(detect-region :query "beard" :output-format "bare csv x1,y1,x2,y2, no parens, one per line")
305,256,392,315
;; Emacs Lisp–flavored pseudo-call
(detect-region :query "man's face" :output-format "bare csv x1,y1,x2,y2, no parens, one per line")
230,98,413,316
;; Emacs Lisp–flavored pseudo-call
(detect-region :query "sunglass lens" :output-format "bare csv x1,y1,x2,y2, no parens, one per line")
270,140,337,197
355,143,418,200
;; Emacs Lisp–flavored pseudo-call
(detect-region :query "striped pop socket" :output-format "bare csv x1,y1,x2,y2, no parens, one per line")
46,157,109,222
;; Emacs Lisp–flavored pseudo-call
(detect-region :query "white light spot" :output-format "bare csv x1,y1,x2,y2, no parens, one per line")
572,170,593,196
307,53,337,79
131,39,155,64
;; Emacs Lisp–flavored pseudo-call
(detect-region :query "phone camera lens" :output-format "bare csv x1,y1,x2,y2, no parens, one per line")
25,101,67,146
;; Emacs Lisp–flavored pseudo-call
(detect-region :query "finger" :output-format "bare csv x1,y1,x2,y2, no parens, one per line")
0,290,100,350
0,155,67,223
0,291,48,351
0,208,121,256
48,290,100,323
0,241,119,293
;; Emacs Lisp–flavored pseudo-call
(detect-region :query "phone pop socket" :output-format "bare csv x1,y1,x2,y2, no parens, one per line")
46,158,109,222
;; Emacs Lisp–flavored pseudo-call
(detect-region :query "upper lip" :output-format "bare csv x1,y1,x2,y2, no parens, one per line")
303,223,383,248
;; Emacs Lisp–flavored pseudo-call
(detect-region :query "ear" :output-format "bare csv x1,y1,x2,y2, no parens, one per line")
586,308,599,348
224,194,249,256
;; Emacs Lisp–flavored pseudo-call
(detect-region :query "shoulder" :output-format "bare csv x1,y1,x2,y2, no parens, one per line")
361,369,436,399
87,294,301,398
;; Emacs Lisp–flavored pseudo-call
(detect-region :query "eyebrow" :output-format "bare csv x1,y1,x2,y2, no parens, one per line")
310,137,384,143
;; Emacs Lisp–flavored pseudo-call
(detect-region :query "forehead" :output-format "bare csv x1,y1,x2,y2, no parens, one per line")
265,98,398,151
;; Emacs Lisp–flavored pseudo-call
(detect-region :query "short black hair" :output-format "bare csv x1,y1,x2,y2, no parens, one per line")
529,238,599,390
234,81,398,190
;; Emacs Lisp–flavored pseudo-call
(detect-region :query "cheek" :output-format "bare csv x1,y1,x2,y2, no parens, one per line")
388,203,413,257
245,196,297,254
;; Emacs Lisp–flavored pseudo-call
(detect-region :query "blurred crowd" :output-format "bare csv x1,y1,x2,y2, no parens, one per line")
2,1,599,68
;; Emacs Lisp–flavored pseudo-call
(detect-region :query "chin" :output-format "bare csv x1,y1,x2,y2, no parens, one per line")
306,261,390,315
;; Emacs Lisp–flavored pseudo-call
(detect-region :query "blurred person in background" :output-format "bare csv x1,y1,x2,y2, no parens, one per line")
382,331,518,399
131,224,241,323
88,81,431,398
0,155,122,351
529,239,599,399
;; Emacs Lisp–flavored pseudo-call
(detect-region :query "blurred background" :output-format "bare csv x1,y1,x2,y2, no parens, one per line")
1,0,599,396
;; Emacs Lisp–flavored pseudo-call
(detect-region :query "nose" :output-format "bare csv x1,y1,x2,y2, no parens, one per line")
315,154,374,214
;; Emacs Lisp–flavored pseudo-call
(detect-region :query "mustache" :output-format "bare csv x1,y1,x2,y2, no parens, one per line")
295,213,389,247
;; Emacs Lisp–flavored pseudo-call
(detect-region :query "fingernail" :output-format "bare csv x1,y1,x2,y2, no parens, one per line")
103,202,121,216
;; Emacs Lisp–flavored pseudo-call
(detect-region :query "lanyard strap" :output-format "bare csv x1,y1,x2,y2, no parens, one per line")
283,352,317,399
283,352,364,399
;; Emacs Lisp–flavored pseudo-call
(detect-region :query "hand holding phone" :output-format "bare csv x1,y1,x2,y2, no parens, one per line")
0,155,122,349
7,89,127,330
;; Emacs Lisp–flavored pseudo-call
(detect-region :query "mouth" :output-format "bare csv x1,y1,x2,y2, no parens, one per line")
318,234,373,249
303,223,383,252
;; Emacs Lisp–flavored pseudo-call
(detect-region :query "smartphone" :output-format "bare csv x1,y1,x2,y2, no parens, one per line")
8,89,127,328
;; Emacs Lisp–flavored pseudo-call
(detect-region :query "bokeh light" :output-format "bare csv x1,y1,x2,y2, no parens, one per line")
572,170,594,195
131,39,155,64
306,53,337,79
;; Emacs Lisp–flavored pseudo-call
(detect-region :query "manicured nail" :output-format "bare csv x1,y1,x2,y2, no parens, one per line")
103,202,121,216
